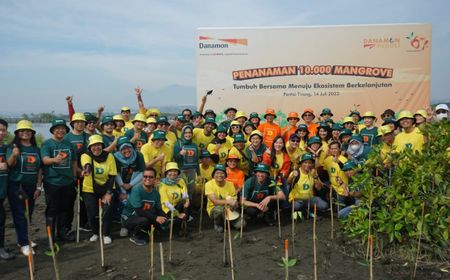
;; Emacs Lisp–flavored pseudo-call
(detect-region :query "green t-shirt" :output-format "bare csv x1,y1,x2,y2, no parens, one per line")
115,152,145,183
41,138,76,186
243,176,276,202
64,131,88,167
122,184,162,218
6,144,41,186
0,143,8,199
102,134,115,148
360,127,380,148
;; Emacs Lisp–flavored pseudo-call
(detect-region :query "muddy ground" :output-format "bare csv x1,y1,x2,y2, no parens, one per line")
0,199,447,280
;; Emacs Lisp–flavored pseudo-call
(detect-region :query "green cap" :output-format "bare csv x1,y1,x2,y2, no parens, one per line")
152,130,167,141
224,107,237,114
233,133,246,143
254,163,270,174
307,136,321,146
342,161,357,171
204,109,216,118
117,136,132,150
212,164,227,177
318,122,330,129
84,112,97,122
50,119,70,134
200,150,211,158
249,112,260,119
215,125,228,136
332,123,342,131
300,153,314,163
101,116,115,127
204,117,217,127
349,135,363,143
320,108,333,116
157,116,169,125
339,129,352,139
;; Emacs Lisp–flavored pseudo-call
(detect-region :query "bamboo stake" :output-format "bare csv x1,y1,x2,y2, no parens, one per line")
199,178,205,234
223,207,227,266
76,179,81,244
46,225,60,280
313,204,318,280
284,239,289,280
24,199,34,280
226,207,235,280
275,173,282,239
159,243,165,276
366,189,373,260
291,198,295,257
149,225,154,280
369,234,373,280
413,203,425,279
240,191,244,239
168,210,174,262
98,199,105,268
329,188,334,239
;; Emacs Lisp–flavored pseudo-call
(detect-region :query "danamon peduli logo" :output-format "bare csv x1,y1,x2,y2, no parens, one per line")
198,36,248,49
363,37,400,49
405,32,429,52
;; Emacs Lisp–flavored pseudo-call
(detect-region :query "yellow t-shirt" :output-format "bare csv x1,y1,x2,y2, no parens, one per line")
124,121,134,131
159,179,188,213
199,164,214,181
323,155,348,195
394,127,424,153
80,153,117,193
148,130,177,150
112,129,124,137
269,153,284,177
228,146,250,176
286,146,303,165
140,143,173,177
289,169,315,201
204,179,236,216
193,128,215,151
207,140,233,164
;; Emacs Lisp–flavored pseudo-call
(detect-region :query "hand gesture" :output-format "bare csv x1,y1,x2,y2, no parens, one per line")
156,153,165,162
97,106,105,114
180,148,185,156
201,95,207,103
134,86,143,96
53,152,65,164
66,96,73,104
12,144,20,157
156,216,167,224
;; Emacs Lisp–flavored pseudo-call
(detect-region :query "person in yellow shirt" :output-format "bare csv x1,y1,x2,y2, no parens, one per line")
205,164,244,233
193,117,216,151
286,134,303,166
287,153,327,213
323,141,348,197
394,111,425,153
112,115,125,137
80,135,117,245
295,124,309,151
153,116,177,150
120,107,134,132
227,133,250,176
199,151,214,181
377,125,396,165
140,130,173,178
158,162,190,226
207,125,233,164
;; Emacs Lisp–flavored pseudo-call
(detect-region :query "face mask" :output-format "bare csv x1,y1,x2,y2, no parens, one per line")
436,113,448,121
349,144,360,152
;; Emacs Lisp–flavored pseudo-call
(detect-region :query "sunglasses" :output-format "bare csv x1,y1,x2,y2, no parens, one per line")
143,175,155,179
290,139,300,143
303,114,313,117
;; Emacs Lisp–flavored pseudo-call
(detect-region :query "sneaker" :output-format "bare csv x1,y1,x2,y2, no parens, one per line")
20,245,35,257
119,227,129,237
0,247,15,260
214,224,224,233
103,236,112,245
129,236,146,246
17,241,37,248
187,215,194,222
89,234,99,242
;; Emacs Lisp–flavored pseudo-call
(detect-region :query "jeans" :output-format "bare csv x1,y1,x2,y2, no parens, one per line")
83,192,112,236
44,182,74,241
7,181,36,246
293,196,328,212
0,199,5,248
338,199,360,218
125,216,162,239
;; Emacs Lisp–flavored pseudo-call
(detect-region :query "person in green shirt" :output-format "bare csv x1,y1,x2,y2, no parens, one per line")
124,113,148,152
0,119,15,260
123,167,167,246
41,119,77,244
100,115,118,152
6,120,42,256
360,111,380,150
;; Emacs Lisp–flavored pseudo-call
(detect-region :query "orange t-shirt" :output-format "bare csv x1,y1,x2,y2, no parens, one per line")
226,167,245,190
306,122,318,136
281,125,297,143
257,122,281,148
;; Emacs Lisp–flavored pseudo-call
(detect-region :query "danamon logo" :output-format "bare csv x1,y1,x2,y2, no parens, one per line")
363,37,400,49
198,36,248,49
405,32,429,51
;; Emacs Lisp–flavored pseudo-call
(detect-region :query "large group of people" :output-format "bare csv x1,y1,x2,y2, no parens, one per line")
0,87,448,260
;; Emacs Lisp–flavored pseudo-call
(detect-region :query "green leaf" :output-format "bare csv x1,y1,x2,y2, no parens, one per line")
288,258,297,267
394,223,403,231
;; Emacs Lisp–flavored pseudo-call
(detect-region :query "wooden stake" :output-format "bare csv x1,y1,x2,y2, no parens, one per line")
284,239,289,280
199,178,205,234
76,180,81,244
223,207,227,266
291,198,295,257
98,199,105,268
413,203,425,279
329,188,334,240
369,234,373,280
276,182,282,239
168,210,174,262
226,206,235,280
240,191,244,239
24,199,34,280
150,225,154,280
366,189,373,260
46,225,60,280
159,242,165,276
313,204,318,280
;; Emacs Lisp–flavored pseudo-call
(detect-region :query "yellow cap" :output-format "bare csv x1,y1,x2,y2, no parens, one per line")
88,135,104,147
15,120,35,133
146,117,157,124
146,108,161,117
342,116,355,124
165,162,179,173
414,109,427,118
397,110,414,121
132,113,147,124
234,111,247,120
377,125,393,137
230,120,241,127
362,111,376,118
121,106,130,112
71,112,87,123
249,130,263,139
113,114,125,122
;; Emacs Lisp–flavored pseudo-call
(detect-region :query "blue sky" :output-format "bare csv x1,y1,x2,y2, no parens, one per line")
1,0,449,114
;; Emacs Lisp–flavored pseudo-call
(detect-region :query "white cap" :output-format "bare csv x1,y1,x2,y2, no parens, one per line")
435,104,449,112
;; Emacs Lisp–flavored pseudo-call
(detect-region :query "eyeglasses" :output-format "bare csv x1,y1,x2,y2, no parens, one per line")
290,140,300,143
303,114,313,117
143,175,155,179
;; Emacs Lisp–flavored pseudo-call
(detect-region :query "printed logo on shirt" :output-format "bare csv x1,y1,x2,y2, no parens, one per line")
21,152,39,174
171,192,179,200
331,167,336,173
95,167,105,175
405,143,413,149
52,149,71,169
303,183,310,190
76,143,84,151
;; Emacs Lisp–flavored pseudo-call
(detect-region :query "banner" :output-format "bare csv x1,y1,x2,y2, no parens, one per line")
196,24,431,122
